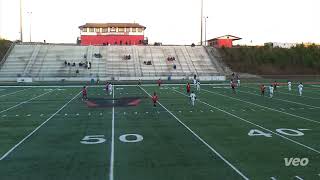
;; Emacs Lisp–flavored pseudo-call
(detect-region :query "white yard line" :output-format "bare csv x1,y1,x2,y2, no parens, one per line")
0,91,81,161
0,88,28,98
0,90,54,114
109,85,115,180
202,89,320,125
139,86,249,180
237,89,320,109
172,88,320,154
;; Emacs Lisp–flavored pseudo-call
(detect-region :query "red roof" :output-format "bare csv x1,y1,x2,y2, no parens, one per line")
208,35,241,41
79,23,146,29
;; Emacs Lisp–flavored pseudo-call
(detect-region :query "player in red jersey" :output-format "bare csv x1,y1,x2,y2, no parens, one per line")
230,79,236,94
260,84,266,96
157,79,162,87
82,86,88,100
151,92,158,107
186,82,191,94
273,81,278,92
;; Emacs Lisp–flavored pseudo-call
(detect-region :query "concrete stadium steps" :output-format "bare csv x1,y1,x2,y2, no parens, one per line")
0,44,223,79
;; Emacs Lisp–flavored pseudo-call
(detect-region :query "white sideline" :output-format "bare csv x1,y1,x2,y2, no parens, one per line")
0,88,28,98
172,88,320,154
0,84,230,88
202,89,320,125
0,91,81,161
139,86,249,180
0,90,54,114
109,85,115,180
237,89,320,109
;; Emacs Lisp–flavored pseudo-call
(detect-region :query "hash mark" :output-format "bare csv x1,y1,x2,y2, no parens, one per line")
210,110,214,112
270,177,277,180
294,176,304,180
2,115,7,117
40,114,44,117
15,115,19,117
27,114,31,117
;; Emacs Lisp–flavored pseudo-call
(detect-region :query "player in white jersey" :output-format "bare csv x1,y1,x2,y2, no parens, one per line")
196,80,201,91
298,82,303,96
193,78,197,88
269,85,274,98
108,83,113,95
190,91,197,106
237,79,240,87
288,80,292,91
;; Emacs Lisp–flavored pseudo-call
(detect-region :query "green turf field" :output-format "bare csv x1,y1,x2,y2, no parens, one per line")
0,83,319,180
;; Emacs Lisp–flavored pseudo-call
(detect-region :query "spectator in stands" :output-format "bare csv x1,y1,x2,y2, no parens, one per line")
76,69,79,74
64,61,67,66
72,62,76,66
173,64,177,69
67,62,70,66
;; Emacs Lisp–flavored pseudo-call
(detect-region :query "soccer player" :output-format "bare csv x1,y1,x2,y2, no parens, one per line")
82,86,88,100
193,78,197,88
105,82,109,93
108,83,113,95
230,79,236,94
273,81,278,92
190,91,197,106
186,82,191,94
237,78,240,87
157,79,162,87
196,80,201,91
260,84,266,96
298,82,303,96
151,92,158,107
269,84,274,98
288,80,292,91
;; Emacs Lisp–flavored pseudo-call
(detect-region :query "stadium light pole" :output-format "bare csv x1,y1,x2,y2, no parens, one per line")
27,11,32,42
204,16,208,46
19,0,23,42
200,0,203,45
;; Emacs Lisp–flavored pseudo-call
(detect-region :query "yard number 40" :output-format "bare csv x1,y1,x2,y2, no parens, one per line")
248,128,306,138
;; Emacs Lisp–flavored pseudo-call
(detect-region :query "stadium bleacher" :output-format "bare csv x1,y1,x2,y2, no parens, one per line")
0,44,225,80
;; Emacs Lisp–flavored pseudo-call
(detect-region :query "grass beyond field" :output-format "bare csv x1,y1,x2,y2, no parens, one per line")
0,83,319,180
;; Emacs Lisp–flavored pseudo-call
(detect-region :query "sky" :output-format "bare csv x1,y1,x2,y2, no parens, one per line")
0,0,319,45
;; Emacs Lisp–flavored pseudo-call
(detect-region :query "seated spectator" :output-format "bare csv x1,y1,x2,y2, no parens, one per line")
191,43,195,47
84,54,87,59
67,62,70,66
173,64,177,69
79,62,83,67
64,60,67,66
124,55,131,60
76,69,79,74
72,62,76,66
